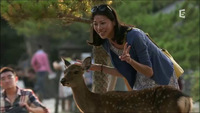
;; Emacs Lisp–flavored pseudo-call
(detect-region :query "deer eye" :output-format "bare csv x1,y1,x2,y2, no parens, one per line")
74,71,79,74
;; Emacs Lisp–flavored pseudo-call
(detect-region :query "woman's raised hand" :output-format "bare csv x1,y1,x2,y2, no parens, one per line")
119,43,132,63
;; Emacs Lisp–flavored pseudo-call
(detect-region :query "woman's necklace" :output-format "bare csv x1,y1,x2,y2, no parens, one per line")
109,41,124,56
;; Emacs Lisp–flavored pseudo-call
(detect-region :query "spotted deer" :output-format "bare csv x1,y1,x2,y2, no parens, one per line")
60,57,193,113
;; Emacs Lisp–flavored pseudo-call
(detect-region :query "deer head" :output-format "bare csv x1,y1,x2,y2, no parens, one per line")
60,57,92,87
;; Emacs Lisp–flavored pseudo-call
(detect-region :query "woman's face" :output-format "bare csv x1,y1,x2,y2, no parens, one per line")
93,15,115,39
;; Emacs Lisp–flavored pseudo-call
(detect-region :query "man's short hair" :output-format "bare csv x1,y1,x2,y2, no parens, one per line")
0,67,16,76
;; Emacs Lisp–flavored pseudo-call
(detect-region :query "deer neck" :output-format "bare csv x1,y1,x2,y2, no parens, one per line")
71,79,90,94
71,76,92,111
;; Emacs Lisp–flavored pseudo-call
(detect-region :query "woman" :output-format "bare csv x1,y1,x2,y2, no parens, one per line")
86,4,179,90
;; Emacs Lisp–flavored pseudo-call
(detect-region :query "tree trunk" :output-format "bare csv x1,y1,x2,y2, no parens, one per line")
24,35,51,57
24,36,36,58
107,75,118,91
92,46,117,93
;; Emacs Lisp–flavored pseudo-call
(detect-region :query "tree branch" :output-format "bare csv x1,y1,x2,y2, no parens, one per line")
58,14,91,24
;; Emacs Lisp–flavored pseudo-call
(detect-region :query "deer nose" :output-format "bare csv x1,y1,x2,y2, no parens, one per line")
60,78,66,85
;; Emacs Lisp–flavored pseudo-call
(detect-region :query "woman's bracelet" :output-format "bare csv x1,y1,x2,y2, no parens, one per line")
101,64,103,73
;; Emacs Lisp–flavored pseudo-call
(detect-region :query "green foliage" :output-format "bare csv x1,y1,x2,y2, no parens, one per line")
0,0,111,41
1,0,92,39
0,0,112,27
151,0,178,12
15,19,70,38
0,0,91,25
63,22,90,45
191,70,200,102
183,69,200,101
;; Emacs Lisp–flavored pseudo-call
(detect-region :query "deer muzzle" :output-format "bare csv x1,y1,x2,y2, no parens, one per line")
60,78,66,85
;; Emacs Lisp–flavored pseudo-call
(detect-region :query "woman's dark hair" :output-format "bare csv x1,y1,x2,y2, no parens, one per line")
88,4,130,46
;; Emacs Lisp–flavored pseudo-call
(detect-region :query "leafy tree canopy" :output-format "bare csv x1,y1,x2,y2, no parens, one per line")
1,0,111,37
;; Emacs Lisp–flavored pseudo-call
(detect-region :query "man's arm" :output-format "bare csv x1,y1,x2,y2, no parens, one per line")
23,90,49,113
31,55,38,72
20,103,48,113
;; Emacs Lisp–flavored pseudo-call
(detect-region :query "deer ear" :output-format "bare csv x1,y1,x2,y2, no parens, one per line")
82,57,92,70
61,57,71,67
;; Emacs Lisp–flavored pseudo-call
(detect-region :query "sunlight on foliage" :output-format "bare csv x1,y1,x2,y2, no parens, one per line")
0,0,112,37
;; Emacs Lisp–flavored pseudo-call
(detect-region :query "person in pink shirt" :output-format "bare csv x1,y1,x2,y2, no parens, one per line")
31,45,52,101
